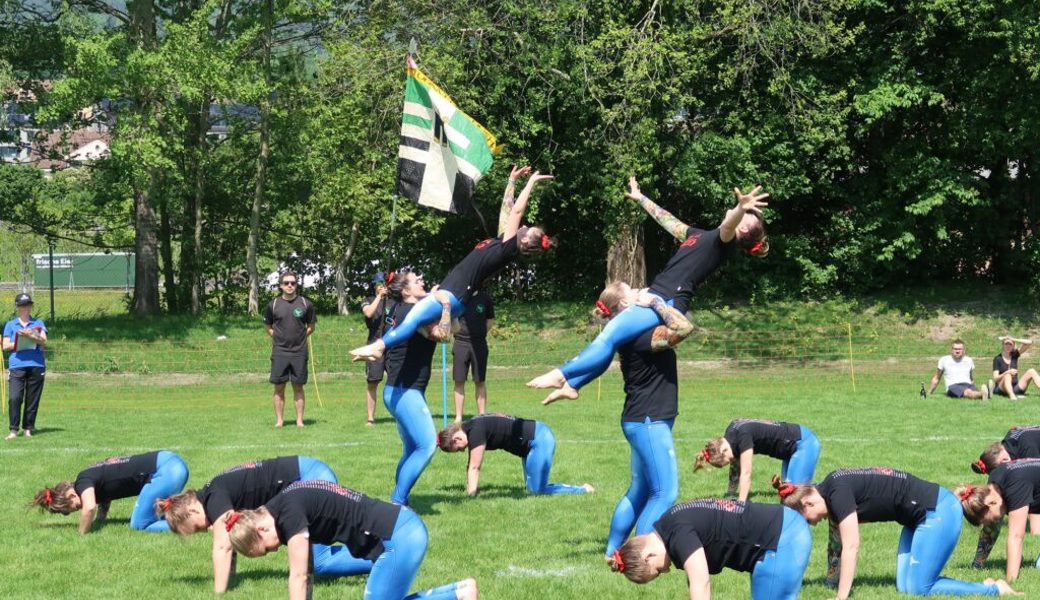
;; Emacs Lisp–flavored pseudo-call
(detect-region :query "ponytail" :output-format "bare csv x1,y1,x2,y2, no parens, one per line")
973,442,1004,474
692,438,728,472
156,490,202,536
955,483,996,526
227,507,269,555
437,423,464,452
608,535,657,584
771,474,816,511
28,482,77,514
591,282,629,321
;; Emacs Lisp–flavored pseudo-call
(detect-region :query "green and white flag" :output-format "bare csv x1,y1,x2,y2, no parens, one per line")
396,56,500,214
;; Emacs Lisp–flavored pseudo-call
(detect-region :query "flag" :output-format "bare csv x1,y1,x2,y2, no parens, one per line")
396,56,500,214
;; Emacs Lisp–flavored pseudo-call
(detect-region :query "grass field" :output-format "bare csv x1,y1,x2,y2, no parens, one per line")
2,293,1040,599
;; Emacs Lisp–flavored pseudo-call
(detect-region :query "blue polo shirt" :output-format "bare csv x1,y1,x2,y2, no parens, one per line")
3,316,47,369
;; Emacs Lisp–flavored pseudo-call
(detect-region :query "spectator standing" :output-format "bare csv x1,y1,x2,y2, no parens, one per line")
927,339,990,399
3,293,47,439
453,290,494,422
361,276,391,426
262,272,316,428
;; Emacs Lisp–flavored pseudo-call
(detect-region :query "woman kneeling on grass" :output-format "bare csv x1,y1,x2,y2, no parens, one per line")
436,413,593,497
30,450,188,534
959,458,1040,584
527,176,768,396
608,498,811,599
159,455,370,593
693,418,820,501
227,480,478,600
774,468,1016,597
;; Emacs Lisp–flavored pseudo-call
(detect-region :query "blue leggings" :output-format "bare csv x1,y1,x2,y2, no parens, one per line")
895,488,998,596
131,450,189,532
523,422,589,495
780,426,820,485
384,385,436,506
749,507,813,600
291,457,374,577
381,292,463,350
560,300,666,390
606,418,678,556
363,508,463,600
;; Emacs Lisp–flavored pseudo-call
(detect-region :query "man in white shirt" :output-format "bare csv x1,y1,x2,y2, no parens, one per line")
927,339,990,399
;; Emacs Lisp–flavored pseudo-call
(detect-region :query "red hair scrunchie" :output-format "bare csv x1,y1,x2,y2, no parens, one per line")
958,486,975,502
540,235,551,251
44,489,53,506
160,499,173,513
612,549,625,572
974,459,987,474
595,300,612,317
777,483,796,499
747,240,765,255
700,448,711,462
225,512,242,532
386,271,396,285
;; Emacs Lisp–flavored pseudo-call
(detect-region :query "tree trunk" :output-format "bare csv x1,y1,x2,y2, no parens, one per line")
132,170,161,315
180,96,210,314
246,0,273,316
605,224,646,288
335,222,360,315
159,181,177,313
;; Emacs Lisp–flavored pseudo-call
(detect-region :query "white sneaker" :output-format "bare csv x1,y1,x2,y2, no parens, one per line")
5,432,17,440
982,383,992,400
23,429,32,438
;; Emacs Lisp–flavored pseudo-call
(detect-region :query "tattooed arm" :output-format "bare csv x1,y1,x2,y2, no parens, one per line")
498,165,531,235
625,176,689,242
636,292,694,351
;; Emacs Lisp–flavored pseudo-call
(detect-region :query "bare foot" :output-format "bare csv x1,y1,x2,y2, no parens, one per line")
296,422,305,428
582,483,595,493
350,341,385,362
275,421,283,428
527,369,565,389
542,384,579,406
367,419,375,427
455,578,478,600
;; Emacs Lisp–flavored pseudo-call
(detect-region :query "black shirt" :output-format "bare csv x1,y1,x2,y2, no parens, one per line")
438,236,519,304
816,467,939,527
993,350,1021,385
724,419,802,460
989,459,1040,512
649,227,733,313
1004,426,1040,460
361,296,392,344
263,295,316,356
265,480,401,561
654,499,783,574
617,330,678,422
456,292,494,343
74,451,159,504
196,456,301,524
384,302,437,391
463,413,537,458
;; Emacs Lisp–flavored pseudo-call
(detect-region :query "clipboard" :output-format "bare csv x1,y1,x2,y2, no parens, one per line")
14,331,37,352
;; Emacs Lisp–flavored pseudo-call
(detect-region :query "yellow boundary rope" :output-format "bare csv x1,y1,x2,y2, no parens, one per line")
307,336,325,409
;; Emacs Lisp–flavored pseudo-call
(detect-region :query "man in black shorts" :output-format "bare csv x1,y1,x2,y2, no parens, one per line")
453,290,494,422
360,276,391,425
262,271,316,428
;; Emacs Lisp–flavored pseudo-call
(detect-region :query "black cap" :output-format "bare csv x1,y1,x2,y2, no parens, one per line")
14,293,33,306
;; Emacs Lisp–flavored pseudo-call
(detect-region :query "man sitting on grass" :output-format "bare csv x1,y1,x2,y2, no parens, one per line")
927,338,990,399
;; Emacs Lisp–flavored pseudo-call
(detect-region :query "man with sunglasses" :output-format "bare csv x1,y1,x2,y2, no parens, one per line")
263,271,316,427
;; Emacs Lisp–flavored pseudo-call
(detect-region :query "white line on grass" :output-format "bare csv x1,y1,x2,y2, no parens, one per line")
496,565,588,578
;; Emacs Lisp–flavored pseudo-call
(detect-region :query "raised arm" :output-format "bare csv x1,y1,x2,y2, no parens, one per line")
719,186,769,243
502,171,554,242
498,165,531,235
466,445,486,497
625,176,689,242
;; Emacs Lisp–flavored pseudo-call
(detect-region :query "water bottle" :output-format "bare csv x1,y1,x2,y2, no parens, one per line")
919,383,927,399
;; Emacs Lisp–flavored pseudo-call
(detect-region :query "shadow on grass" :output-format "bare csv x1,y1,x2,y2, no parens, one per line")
804,574,893,589
409,484,529,514
174,568,288,588
24,427,65,436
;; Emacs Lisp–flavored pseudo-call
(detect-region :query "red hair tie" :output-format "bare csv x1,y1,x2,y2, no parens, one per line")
958,485,975,502
701,448,711,462
777,483,796,499
160,499,173,513
747,240,765,255
595,300,612,317
974,459,987,474
540,235,551,251
44,489,53,506
225,511,241,532
612,549,625,572
386,271,396,285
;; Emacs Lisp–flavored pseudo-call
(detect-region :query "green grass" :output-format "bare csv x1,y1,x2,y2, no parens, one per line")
2,291,1039,598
